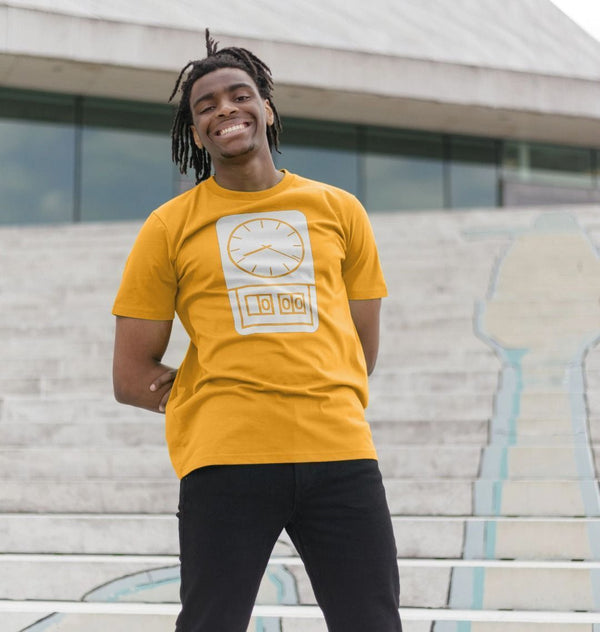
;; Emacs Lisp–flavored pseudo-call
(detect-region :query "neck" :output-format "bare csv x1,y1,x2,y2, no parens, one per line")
213,155,283,192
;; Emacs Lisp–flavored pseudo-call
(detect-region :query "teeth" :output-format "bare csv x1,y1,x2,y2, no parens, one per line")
218,124,246,136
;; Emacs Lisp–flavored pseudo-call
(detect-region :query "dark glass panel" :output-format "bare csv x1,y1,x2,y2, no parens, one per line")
504,141,593,187
277,118,360,196
80,99,175,221
449,137,498,208
82,97,174,133
0,88,75,224
364,128,444,210
0,87,75,124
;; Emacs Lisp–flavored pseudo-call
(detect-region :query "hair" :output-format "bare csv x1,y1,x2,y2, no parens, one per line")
169,29,282,184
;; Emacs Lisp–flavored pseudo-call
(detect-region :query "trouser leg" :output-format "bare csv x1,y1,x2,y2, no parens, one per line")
285,460,402,632
175,464,293,632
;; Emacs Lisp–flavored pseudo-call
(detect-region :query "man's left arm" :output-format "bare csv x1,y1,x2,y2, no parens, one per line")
349,298,382,375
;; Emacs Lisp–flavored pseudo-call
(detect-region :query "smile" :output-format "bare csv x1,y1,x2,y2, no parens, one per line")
216,123,249,137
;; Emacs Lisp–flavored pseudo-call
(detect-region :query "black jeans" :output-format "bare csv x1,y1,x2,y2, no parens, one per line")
175,459,402,632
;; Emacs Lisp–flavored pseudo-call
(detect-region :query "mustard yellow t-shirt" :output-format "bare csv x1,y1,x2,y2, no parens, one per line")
113,171,387,478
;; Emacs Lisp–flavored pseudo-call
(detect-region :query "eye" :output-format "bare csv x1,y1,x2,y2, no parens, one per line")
234,94,251,102
199,105,215,114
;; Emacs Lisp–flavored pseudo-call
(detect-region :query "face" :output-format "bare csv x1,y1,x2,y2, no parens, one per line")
189,67,274,165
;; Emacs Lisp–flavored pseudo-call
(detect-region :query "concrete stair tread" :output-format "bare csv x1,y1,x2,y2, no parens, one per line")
4,445,599,481
1,553,600,612
1,392,497,424
0,419,490,446
3,478,598,515
3,514,598,560
5,418,600,446
0,445,483,480
2,603,600,632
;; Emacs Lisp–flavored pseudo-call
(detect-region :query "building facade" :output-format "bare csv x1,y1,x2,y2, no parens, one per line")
2,0,600,224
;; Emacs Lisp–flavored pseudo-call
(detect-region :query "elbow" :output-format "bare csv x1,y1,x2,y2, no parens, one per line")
366,359,377,376
113,382,127,405
363,345,379,375
364,350,378,376
113,372,134,406
113,387,126,405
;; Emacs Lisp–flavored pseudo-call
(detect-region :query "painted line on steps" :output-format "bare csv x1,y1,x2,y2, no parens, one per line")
3,554,600,569
0,601,599,624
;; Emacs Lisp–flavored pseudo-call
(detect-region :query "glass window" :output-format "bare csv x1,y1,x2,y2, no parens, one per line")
503,141,593,187
449,137,498,208
80,98,176,222
277,119,360,196
364,128,444,211
0,90,75,225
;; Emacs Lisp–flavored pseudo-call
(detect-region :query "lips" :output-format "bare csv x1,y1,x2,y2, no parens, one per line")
215,122,250,137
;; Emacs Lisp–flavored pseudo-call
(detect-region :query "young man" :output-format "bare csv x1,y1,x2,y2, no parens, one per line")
113,31,402,632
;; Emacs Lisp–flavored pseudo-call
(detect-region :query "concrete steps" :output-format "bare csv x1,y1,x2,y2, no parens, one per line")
1,606,598,632
0,445,484,479
4,477,597,516
0,418,488,447
2,514,599,560
4,443,600,482
3,208,600,630
2,554,600,611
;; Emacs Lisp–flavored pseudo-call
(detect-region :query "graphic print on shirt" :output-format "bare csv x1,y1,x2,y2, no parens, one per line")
216,210,319,335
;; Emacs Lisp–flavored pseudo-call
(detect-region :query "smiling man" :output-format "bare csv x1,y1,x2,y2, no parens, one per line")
112,31,402,632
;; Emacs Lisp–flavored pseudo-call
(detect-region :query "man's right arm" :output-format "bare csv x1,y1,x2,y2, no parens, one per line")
113,316,177,413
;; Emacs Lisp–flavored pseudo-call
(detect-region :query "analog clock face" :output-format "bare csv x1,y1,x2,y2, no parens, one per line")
227,218,305,278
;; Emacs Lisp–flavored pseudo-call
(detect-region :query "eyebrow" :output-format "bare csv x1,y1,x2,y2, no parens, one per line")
191,82,254,109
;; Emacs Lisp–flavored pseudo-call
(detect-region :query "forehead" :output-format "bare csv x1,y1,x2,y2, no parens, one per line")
189,67,258,102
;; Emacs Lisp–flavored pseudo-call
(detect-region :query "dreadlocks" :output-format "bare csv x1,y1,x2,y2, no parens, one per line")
169,29,282,184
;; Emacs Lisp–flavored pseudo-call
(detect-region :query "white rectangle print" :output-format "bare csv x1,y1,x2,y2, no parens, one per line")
216,210,319,334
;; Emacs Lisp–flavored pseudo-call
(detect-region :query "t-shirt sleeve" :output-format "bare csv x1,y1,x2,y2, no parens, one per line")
112,212,177,320
341,195,388,300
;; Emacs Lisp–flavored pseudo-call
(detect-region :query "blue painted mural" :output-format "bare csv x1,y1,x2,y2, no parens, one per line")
436,212,600,631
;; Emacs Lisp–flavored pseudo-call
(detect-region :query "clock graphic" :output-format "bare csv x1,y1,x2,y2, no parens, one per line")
217,210,318,334
227,218,305,278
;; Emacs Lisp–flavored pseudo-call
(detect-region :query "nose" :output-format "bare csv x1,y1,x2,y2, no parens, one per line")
216,98,238,117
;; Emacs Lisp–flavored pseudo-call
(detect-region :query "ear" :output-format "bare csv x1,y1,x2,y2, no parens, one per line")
264,100,274,126
190,125,203,149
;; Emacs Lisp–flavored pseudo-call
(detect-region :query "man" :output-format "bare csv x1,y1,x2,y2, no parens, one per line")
113,30,402,632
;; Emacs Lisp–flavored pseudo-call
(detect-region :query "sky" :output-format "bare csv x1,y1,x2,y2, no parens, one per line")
550,0,600,41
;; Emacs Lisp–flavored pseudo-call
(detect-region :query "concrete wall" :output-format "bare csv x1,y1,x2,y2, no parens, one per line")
2,0,600,146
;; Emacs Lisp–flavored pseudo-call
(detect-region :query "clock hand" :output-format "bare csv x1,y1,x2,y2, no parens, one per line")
265,246,301,261
242,244,272,257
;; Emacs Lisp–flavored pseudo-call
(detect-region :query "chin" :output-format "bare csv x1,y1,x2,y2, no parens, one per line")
220,143,257,160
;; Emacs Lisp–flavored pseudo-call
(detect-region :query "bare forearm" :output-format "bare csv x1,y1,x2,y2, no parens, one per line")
113,316,175,413
113,360,176,413
349,299,381,375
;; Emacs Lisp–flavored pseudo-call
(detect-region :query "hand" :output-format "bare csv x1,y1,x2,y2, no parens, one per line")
149,368,178,413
